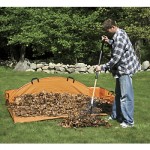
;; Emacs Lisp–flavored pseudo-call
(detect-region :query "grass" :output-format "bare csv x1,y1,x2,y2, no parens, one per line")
0,66,150,143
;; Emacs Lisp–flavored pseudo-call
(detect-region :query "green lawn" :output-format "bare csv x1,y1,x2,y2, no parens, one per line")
0,66,150,143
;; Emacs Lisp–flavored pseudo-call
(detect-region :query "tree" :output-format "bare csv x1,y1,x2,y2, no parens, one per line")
0,8,47,62
0,7,150,65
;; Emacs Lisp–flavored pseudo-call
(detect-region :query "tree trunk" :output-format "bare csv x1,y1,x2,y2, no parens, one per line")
133,40,141,64
13,45,30,71
19,45,26,62
75,58,78,64
9,45,26,62
9,46,15,61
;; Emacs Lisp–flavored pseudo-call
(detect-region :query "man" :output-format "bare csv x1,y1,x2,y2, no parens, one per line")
96,19,141,128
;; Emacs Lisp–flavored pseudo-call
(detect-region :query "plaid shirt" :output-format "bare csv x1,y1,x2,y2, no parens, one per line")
102,28,141,77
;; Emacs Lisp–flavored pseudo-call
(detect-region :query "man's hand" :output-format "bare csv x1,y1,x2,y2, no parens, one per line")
102,35,109,43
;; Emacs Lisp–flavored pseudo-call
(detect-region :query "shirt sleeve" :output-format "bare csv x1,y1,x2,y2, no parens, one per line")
108,39,114,45
102,34,125,71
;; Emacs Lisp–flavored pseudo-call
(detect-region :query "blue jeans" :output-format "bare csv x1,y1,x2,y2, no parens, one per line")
111,75,134,124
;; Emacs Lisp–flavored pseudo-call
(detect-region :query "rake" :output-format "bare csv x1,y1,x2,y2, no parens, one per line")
89,40,105,114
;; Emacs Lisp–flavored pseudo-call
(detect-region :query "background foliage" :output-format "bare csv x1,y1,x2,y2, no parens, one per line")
0,7,150,64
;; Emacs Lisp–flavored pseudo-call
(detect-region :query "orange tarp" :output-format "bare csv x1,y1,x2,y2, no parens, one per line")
5,76,114,123
89,87,114,103
5,76,89,103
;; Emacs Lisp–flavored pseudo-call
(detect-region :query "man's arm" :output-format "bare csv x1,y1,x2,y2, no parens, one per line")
102,35,125,71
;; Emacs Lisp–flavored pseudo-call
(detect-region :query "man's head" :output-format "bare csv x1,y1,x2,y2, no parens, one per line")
103,19,118,33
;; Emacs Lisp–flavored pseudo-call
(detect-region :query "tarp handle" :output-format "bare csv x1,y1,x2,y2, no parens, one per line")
5,93,9,105
5,93,9,99
31,77,39,84
108,91,115,95
67,76,75,83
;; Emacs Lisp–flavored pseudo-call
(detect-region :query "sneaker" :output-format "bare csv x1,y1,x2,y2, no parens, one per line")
108,116,113,120
106,116,116,121
120,122,134,128
120,122,126,126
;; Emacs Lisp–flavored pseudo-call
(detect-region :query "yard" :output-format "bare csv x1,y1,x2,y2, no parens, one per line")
0,66,150,143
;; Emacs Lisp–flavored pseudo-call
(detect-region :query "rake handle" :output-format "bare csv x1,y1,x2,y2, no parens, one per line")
91,78,98,106
90,41,105,113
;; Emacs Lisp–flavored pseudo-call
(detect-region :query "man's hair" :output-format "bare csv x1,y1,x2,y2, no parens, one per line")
103,19,117,30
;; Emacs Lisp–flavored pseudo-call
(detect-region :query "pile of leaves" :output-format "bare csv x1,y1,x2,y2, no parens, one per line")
7,92,112,128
